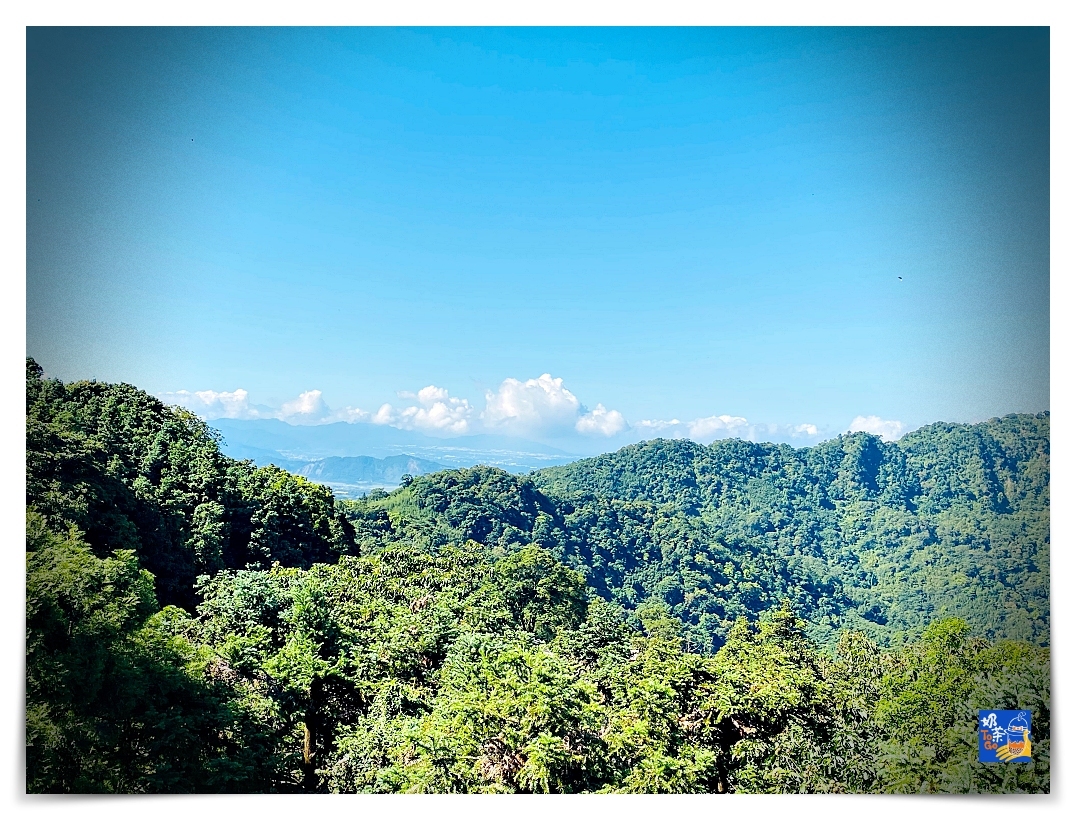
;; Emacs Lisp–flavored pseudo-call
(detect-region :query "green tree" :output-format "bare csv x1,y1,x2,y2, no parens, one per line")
875,618,1049,793
26,509,273,792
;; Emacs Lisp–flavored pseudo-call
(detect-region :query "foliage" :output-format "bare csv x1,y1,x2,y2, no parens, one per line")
24,361,1050,793
26,358,355,607
874,618,1049,793
25,510,274,792
342,415,1049,651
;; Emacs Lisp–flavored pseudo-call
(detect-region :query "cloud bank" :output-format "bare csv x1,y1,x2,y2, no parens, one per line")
161,373,824,446
159,389,262,420
160,387,368,426
633,415,821,445
372,386,474,434
847,415,905,442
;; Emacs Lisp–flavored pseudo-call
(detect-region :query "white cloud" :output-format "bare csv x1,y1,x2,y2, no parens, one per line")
280,389,329,421
279,389,373,426
633,415,823,445
160,387,367,426
160,388,262,420
417,385,449,404
748,422,824,443
688,414,751,441
372,403,396,425
372,385,475,433
327,406,371,424
576,403,628,437
633,418,682,433
847,415,905,442
632,415,751,443
482,374,583,435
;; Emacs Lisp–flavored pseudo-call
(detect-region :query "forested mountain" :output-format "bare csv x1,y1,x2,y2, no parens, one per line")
25,360,1050,793
341,415,1049,651
26,359,355,609
575,417,1047,648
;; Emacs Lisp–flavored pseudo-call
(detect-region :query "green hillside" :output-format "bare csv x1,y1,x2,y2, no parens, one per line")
342,415,1049,650
26,358,356,608
537,417,1049,647
25,361,1050,793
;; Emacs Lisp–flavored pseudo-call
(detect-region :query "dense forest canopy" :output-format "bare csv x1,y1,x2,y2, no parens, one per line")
341,412,1049,651
25,360,1050,793
26,358,356,609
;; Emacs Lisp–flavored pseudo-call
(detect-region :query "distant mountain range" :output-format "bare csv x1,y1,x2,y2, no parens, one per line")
209,418,582,495
295,454,448,498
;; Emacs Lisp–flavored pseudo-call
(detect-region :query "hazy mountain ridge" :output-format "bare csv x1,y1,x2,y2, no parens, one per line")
295,454,445,483
293,454,446,497
211,416,579,473
215,441,448,496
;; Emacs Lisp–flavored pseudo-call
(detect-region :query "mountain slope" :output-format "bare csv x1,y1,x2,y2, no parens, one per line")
25,359,356,607
532,414,1049,647
342,414,1048,649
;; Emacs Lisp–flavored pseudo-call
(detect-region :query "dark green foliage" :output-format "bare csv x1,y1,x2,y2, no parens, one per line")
25,510,274,792
343,414,1048,651
494,546,588,640
26,358,356,606
874,618,1049,793
537,420,1049,648
187,553,1050,794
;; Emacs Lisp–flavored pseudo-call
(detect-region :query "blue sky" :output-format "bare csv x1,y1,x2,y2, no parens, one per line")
27,27,1049,450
